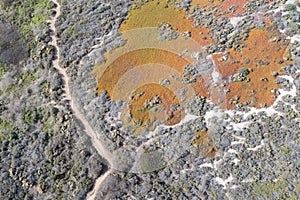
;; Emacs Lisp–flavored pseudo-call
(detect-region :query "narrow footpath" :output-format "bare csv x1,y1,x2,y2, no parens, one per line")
46,0,113,199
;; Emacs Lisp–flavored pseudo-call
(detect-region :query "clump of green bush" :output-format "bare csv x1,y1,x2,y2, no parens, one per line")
285,3,297,11
239,67,250,76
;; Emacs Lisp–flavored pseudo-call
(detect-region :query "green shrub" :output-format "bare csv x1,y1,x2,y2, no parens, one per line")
239,67,250,76
286,4,297,11
0,63,8,77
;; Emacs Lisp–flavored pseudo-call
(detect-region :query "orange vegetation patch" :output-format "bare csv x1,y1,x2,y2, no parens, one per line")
128,83,184,128
189,70,227,108
191,0,248,17
212,52,239,78
94,0,216,130
192,130,217,158
95,48,189,97
192,76,210,97
191,0,214,7
212,28,291,109
119,0,212,46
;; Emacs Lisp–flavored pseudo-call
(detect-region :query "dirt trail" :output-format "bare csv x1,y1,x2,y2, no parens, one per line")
47,0,113,198
86,169,112,200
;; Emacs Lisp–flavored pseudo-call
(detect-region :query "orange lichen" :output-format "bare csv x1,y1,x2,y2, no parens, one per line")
192,130,217,158
213,28,291,108
120,0,212,46
128,83,184,128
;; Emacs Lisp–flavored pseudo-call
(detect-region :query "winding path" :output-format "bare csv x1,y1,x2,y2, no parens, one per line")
47,0,113,199
45,0,300,198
